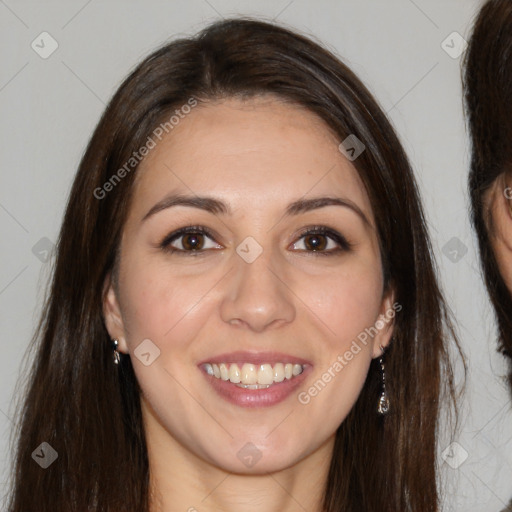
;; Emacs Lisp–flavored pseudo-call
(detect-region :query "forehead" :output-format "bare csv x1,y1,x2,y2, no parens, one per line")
131,96,374,223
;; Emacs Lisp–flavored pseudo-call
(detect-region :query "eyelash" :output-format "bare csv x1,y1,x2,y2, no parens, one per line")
159,225,352,256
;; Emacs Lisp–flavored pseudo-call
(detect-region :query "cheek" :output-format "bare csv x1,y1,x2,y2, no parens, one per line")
303,264,384,347
118,255,220,352
298,262,383,395
289,263,384,408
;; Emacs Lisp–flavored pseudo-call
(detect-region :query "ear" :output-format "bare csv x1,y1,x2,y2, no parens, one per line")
102,273,129,354
371,286,397,359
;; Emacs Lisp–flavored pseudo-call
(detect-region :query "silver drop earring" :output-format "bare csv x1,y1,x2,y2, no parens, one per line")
377,344,390,415
112,339,121,365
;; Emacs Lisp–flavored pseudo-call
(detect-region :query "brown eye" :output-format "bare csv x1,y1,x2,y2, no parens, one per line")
291,227,351,255
160,226,222,254
303,234,328,251
181,233,205,251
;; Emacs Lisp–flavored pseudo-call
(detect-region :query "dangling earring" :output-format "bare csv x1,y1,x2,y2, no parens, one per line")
377,344,390,415
112,339,121,365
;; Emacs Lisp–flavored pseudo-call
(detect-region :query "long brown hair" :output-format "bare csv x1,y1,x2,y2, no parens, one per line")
7,17,462,511
463,0,512,388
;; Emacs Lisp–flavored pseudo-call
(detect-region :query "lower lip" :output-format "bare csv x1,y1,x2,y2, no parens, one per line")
200,366,311,408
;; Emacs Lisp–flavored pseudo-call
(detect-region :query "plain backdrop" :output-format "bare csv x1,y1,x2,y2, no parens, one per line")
1,1,511,510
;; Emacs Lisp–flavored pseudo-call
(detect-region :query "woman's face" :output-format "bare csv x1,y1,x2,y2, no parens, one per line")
104,96,394,474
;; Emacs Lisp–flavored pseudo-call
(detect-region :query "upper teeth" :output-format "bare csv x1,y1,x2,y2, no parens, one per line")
204,362,304,385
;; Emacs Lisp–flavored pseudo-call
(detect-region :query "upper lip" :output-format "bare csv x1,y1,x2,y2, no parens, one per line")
198,351,312,367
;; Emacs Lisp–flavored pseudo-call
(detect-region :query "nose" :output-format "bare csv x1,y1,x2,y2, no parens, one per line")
219,248,296,333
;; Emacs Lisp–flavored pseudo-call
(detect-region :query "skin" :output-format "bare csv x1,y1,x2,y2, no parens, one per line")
485,173,512,291
103,95,395,512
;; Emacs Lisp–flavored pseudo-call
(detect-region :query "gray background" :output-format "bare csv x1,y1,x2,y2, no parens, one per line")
1,1,510,510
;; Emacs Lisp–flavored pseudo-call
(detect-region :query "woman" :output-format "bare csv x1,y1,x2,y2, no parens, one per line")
464,1,512,510
7,18,461,511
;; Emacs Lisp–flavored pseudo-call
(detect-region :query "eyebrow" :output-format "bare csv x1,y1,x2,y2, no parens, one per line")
141,193,370,226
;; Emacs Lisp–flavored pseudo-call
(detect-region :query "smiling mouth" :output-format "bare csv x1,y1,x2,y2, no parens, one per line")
202,362,305,388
